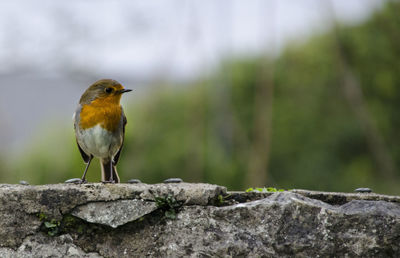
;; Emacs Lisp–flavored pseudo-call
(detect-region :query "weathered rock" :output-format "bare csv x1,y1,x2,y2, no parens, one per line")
0,234,100,258
354,187,373,193
127,179,141,184
0,183,225,247
163,178,183,183
71,199,158,228
81,191,400,257
291,188,400,205
0,183,399,257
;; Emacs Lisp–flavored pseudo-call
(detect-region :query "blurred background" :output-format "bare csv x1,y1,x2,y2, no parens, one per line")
0,0,399,194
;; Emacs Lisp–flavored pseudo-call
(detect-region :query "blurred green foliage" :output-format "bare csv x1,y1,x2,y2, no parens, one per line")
1,2,400,194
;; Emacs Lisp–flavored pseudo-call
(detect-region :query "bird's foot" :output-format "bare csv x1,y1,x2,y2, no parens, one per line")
65,178,87,184
101,180,116,184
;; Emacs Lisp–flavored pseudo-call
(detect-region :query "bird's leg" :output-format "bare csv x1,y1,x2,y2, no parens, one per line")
109,161,115,183
101,159,115,184
80,155,93,184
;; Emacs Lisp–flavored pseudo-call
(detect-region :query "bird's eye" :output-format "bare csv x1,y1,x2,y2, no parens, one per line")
105,87,113,93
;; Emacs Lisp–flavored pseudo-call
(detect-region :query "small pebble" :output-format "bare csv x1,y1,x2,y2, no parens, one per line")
65,178,83,184
354,188,372,193
127,179,142,184
163,178,183,183
19,180,29,185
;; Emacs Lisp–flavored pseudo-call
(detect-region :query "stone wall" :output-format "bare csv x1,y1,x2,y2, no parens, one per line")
0,183,399,257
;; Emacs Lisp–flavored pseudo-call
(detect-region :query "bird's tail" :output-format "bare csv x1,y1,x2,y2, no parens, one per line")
101,159,120,183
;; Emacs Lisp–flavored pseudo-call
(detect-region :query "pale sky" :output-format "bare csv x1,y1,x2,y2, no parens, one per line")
0,0,383,77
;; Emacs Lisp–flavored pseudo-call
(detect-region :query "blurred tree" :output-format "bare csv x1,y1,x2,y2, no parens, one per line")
245,58,274,187
327,0,397,181
269,1,400,193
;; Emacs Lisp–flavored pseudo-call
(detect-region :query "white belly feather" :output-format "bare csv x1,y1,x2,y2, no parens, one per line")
77,124,122,159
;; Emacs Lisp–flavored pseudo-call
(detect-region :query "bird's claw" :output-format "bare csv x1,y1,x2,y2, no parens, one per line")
101,180,116,184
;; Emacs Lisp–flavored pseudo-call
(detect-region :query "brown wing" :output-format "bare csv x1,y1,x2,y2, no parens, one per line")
113,108,127,165
74,105,91,163
76,139,91,163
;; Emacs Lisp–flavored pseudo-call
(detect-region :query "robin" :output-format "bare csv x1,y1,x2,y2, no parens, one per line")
72,79,131,183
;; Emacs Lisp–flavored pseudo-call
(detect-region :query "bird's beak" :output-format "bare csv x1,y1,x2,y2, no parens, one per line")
120,89,132,94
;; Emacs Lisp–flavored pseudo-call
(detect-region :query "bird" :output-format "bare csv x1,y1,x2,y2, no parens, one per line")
73,79,131,183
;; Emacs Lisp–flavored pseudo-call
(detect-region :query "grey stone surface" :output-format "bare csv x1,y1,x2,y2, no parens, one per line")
127,179,141,184
0,183,224,248
107,192,397,257
19,180,29,185
354,187,373,193
71,199,158,228
163,178,183,183
0,183,399,257
0,234,100,258
291,188,400,205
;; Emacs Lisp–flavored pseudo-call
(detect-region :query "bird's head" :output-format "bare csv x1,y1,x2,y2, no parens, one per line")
80,79,132,105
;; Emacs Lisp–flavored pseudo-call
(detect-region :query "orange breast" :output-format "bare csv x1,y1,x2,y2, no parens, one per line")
79,96,122,132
